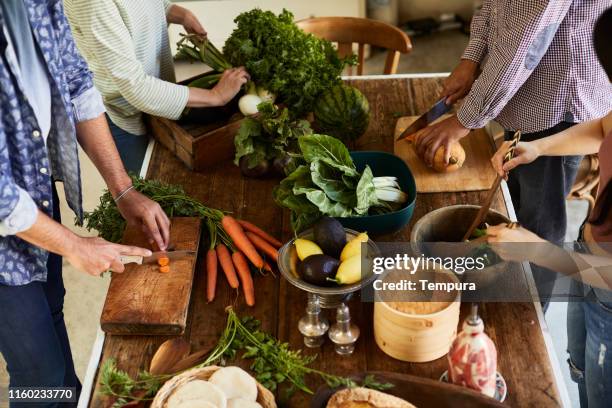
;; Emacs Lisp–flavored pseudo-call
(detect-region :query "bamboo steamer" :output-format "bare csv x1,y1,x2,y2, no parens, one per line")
374,269,461,363
151,366,277,408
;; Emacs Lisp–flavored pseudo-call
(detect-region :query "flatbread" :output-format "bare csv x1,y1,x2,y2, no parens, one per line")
327,387,416,408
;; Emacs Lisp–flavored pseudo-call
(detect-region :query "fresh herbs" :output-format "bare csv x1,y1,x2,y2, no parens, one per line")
234,102,312,176
223,9,354,116
273,135,408,232
80,177,231,248
98,308,392,406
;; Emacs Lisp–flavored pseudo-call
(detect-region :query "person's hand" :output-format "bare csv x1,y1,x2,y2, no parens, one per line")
414,114,471,166
441,60,479,105
65,236,152,276
116,189,170,250
486,224,545,243
181,9,206,35
211,67,250,105
491,141,539,179
485,223,546,263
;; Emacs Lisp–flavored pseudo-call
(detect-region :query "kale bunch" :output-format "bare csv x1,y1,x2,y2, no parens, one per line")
223,9,354,116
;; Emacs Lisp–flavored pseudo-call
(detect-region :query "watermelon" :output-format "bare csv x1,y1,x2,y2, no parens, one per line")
313,85,370,142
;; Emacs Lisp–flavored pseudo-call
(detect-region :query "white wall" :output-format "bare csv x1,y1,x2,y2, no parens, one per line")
169,0,366,52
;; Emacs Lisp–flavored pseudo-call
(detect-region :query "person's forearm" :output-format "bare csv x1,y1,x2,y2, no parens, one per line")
187,88,223,108
532,113,611,157
166,4,189,26
526,243,612,291
75,114,132,197
17,211,78,257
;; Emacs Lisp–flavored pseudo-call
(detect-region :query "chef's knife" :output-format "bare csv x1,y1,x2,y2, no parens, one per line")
396,99,452,141
120,250,195,265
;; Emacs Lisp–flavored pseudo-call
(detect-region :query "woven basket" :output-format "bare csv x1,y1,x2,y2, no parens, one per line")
151,366,277,408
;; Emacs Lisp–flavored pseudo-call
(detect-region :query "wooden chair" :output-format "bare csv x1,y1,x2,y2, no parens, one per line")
296,17,412,75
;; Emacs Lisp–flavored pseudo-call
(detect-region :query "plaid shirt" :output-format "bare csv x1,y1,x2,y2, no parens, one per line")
458,0,612,133
0,0,104,285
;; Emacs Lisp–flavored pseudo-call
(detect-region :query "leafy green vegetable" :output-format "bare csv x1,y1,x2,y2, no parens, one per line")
223,9,355,116
98,308,392,406
273,134,405,231
234,102,312,172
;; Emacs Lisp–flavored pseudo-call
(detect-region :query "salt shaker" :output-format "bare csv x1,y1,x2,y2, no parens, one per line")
328,303,360,355
447,303,497,398
298,294,329,347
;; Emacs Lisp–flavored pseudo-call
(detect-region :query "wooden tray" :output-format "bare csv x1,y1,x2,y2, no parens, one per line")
100,217,202,335
393,115,497,193
146,72,242,171
311,371,505,408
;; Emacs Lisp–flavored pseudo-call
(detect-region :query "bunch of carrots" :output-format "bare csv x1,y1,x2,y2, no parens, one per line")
205,215,282,306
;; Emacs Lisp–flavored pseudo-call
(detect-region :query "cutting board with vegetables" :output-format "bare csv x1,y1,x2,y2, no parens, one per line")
100,217,202,336
394,115,497,193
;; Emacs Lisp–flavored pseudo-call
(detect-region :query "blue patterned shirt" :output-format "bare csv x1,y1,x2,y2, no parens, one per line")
0,0,105,285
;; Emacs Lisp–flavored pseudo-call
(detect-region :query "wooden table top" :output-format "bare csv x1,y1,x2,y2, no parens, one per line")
89,76,563,408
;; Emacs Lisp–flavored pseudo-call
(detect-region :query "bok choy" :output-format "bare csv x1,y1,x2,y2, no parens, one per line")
273,134,408,232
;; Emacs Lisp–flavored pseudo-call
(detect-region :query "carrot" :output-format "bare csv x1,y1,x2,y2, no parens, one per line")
221,216,264,268
159,265,170,273
237,220,282,248
216,244,239,289
157,256,170,267
232,251,255,306
245,231,278,262
206,249,218,302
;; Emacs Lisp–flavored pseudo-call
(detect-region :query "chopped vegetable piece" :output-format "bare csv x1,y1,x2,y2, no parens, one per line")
159,265,170,273
157,256,170,267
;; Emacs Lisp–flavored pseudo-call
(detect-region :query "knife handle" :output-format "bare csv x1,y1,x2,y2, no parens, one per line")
120,255,144,265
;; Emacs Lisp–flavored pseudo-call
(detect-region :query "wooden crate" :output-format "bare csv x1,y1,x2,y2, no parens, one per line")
146,73,243,171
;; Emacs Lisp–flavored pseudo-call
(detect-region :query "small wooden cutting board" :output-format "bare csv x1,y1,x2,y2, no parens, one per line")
394,115,497,193
100,217,202,335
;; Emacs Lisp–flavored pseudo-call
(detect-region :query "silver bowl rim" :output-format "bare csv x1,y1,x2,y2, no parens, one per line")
277,227,381,295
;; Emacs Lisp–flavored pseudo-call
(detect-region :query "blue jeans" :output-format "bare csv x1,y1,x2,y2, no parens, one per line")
567,280,612,408
106,115,149,175
505,122,582,309
0,186,80,407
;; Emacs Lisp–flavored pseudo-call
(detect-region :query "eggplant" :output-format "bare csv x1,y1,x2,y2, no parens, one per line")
239,156,270,178
313,217,347,258
298,254,340,286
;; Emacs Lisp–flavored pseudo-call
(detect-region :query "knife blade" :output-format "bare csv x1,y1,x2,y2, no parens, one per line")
120,250,196,265
396,99,452,141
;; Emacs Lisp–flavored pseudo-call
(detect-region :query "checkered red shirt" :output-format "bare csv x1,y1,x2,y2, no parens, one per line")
457,0,612,133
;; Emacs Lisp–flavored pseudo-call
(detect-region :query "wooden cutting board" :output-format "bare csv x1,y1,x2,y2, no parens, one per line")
394,115,497,193
100,217,202,335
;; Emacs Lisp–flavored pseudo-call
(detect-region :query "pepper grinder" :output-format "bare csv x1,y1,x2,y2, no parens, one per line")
328,303,360,355
447,303,498,398
298,293,329,348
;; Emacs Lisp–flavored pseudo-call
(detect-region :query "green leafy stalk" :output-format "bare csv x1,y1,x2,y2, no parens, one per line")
177,34,232,72
78,176,233,249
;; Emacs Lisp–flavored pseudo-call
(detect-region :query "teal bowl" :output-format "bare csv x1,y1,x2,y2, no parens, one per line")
336,151,417,236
